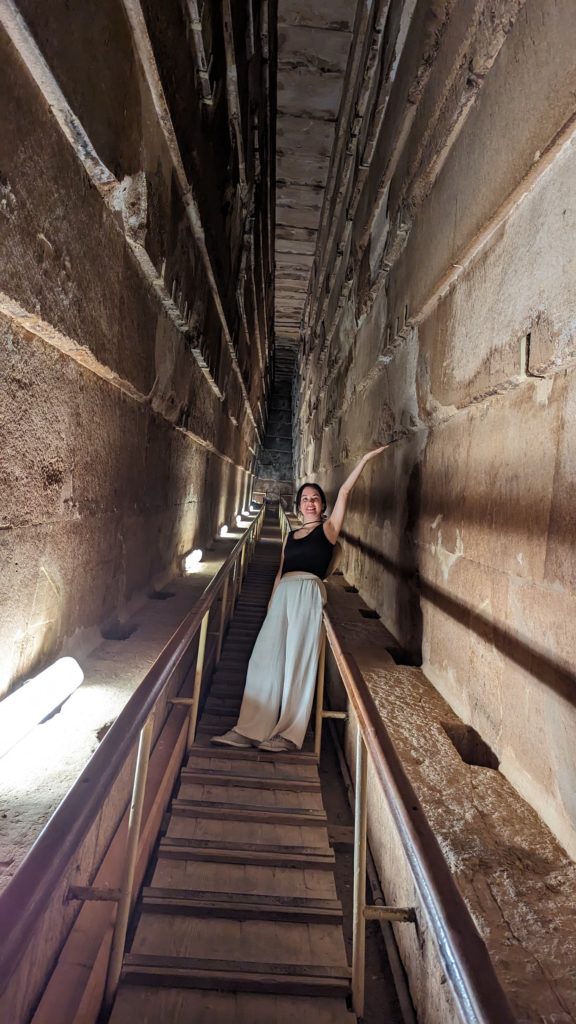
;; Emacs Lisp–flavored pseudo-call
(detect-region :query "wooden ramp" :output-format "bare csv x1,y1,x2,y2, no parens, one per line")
110,513,353,1023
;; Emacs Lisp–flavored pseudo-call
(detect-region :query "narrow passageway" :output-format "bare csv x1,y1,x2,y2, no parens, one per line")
108,510,402,1023
1,1,576,1022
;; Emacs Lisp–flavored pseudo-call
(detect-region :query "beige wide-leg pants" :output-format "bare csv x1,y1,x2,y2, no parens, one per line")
235,571,327,749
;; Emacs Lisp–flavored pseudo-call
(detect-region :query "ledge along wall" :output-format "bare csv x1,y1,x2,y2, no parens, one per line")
0,0,275,699
296,0,576,859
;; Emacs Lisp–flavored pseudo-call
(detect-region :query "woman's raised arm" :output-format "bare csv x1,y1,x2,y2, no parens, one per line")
324,446,388,543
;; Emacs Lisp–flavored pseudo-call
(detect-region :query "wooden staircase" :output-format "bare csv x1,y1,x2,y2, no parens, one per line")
109,513,352,1023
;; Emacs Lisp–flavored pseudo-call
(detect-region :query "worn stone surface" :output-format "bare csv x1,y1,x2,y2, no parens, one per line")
297,0,576,856
295,2,576,1018
0,0,274,698
0,527,253,895
326,577,576,1023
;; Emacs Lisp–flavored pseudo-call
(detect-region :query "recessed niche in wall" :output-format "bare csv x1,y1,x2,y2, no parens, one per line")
149,590,176,601
388,647,422,668
359,608,380,619
441,721,500,770
101,621,139,641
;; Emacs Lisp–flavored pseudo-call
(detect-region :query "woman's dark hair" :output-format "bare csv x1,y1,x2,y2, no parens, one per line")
294,482,327,515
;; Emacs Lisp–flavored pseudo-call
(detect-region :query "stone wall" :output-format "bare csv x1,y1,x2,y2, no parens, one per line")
296,0,576,856
0,0,275,697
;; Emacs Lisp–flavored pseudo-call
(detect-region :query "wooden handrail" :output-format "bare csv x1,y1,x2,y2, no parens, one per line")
322,612,517,1024
0,507,264,993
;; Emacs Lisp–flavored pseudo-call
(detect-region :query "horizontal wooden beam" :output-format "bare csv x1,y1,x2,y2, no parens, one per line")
141,886,342,923
171,798,326,826
122,953,351,997
181,767,321,790
158,836,335,870
186,745,318,764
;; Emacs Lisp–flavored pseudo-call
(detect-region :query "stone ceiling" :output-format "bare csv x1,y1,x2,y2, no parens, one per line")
274,0,355,344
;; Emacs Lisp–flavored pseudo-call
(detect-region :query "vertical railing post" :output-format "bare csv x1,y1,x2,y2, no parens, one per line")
187,609,209,750
216,575,230,663
230,558,238,612
103,713,155,1011
239,544,246,592
352,731,368,1018
314,628,327,758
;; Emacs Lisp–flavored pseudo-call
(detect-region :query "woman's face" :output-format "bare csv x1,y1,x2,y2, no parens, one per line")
299,486,323,521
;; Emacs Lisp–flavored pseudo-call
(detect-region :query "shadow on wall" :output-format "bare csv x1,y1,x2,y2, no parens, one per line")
341,460,424,666
342,531,576,709
401,460,423,661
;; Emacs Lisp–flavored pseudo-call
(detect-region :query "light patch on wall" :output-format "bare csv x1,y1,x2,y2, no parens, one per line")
2,564,63,700
0,657,84,759
432,528,465,582
183,549,203,573
534,376,554,406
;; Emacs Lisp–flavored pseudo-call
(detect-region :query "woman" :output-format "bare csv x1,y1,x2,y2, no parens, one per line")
212,447,387,752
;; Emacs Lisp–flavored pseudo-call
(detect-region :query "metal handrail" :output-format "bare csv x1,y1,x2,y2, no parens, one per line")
320,615,517,1023
278,503,515,1021
0,504,265,1000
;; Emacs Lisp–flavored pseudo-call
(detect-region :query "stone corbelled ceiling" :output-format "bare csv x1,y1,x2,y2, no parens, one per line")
275,0,355,343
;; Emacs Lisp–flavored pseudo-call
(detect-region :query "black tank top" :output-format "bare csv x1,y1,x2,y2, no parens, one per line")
281,524,335,579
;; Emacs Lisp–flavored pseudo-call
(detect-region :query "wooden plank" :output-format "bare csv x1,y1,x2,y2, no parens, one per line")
183,754,319,779
130,914,348,967
180,768,321,791
172,799,326,826
150,859,338,899
141,887,342,923
187,746,318,765
177,783,323,812
327,825,354,847
110,988,352,1024
165,816,330,850
203,702,243,714
197,719,238,733
124,952,350,979
122,954,351,997
158,837,335,870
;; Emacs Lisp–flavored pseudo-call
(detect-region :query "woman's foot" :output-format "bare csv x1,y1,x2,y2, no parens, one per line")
258,735,297,752
210,729,253,748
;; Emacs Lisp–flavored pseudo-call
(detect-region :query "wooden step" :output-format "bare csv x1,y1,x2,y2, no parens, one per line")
203,701,242,715
122,953,351,998
210,673,246,683
204,695,243,707
197,715,238,730
172,798,327,826
141,887,343,923
158,836,335,869
187,745,318,764
110,987,352,1023
181,767,321,791
204,688,244,701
